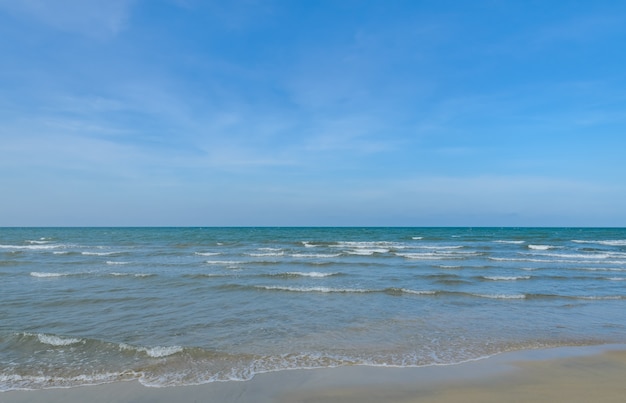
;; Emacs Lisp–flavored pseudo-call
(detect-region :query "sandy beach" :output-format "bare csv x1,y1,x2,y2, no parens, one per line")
3,344,626,403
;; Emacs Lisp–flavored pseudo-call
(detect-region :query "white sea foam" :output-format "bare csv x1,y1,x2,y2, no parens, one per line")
110,272,153,277
526,252,626,260
26,240,51,244
30,272,69,278
473,293,526,299
291,253,342,258
248,252,285,257
35,333,84,346
398,253,448,260
194,252,221,256
257,285,369,293
106,261,129,265
0,244,66,250
334,241,400,249
606,277,626,281
416,245,464,250
572,267,626,272
398,252,467,260
119,343,183,357
483,276,531,281
573,240,626,246
578,295,625,300
206,260,242,265
0,372,133,392
302,241,317,248
412,237,423,240
82,251,119,256
439,265,461,269
488,257,607,264
146,346,184,358
528,245,554,250
399,289,437,295
284,272,337,278
346,248,389,255
493,240,525,244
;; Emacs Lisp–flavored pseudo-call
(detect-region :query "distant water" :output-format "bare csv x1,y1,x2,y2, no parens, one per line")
2,227,626,391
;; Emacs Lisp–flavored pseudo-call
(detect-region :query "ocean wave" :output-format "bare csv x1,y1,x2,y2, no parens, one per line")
524,252,626,259
0,343,537,392
38,334,84,346
345,248,389,255
528,244,555,250
119,343,183,358
332,241,406,250
18,332,85,346
291,253,342,258
0,244,68,250
17,333,186,358
392,288,438,296
205,260,244,265
106,261,130,265
493,240,525,244
415,245,465,250
397,252,472,260
248,252,285,257
0,349,399,391
488,257,626,264
30,272,72,278
183,273,231,279
577,295,626,300
109,272,155,278
194,252,221,256
252,287,625,301
82,251,121,256
471,293,527,299
255,285,371,293
521,293,626,300
572,240,626,246
253,285,439,296
273,272,341,278
487,256,552,263
570,267,626,272
482,275,531,281
0,372,133,392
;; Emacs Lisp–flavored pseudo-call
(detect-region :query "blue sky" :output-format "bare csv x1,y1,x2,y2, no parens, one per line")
1,0,625,226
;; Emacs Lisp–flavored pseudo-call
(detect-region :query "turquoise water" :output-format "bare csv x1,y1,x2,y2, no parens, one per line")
2,227,626,390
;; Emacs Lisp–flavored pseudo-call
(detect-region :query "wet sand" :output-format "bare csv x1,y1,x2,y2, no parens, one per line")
3,345,626,403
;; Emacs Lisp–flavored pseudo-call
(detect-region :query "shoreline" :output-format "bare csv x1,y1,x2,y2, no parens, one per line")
3,344,626,402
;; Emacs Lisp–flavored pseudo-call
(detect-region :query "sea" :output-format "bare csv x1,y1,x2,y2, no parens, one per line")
2,227,626,391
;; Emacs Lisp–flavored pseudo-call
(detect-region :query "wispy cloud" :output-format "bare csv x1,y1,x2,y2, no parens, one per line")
530,14,625,47
2,2,625,225
0,0,135,38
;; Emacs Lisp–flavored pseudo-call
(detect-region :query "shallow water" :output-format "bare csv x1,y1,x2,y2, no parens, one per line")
2,227,626,390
